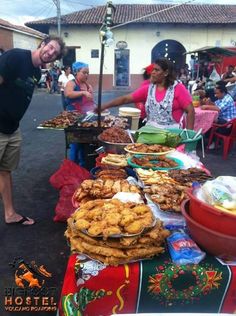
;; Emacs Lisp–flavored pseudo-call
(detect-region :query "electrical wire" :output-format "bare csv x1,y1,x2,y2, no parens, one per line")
62,0,94,7
111,0,197,30
29,2,55,20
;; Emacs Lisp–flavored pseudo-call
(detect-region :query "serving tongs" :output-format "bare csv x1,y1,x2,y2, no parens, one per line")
180,128,205,158
127,129,135,143
179,128,190,140
81,113,95,123
192,128,202,140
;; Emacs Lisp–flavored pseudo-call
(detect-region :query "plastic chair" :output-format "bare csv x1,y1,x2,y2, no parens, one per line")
207,118,236,159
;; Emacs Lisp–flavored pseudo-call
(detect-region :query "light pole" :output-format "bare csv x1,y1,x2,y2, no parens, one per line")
52,0,61,37
97,1,115,128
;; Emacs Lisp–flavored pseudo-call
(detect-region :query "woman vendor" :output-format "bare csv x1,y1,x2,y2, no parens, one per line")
64,61,94,114
64,61,95,165
97,58,194,130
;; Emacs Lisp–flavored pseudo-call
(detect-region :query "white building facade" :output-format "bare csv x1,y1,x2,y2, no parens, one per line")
26,4,236,90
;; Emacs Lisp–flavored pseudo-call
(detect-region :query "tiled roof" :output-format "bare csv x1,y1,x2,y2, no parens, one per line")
26,4,236,27
0,18,45,38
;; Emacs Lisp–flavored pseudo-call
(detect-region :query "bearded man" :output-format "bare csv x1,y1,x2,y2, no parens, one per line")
0,35,66,225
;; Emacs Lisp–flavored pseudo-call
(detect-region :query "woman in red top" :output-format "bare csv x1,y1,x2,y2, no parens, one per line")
99,58,194,130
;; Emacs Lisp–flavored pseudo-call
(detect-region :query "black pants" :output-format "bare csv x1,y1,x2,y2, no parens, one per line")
215,118,232,135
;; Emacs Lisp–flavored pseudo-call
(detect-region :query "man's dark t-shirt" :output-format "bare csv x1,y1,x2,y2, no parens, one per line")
0,48,41,134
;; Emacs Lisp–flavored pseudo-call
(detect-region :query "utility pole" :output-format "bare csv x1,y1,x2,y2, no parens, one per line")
52,0,61,36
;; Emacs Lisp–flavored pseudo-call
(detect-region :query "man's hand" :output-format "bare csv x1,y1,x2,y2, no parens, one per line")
94,105,106,113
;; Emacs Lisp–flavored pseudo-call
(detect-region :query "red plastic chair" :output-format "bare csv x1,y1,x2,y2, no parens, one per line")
207,118,236,159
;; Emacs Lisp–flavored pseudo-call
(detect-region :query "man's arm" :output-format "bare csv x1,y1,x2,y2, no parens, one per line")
185,104,195,130
201,104,220,111
223,76,236,84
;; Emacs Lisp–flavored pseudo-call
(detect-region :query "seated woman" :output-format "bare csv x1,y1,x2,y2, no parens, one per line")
64,61,94,165
98,58,194,130
202,82,236,135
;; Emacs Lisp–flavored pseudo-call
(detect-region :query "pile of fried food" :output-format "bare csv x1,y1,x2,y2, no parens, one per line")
125,143,173,154
101,153,128,167
79,115,129,129
94,167,128,180
168,168,212,185
144,183,188,212
131,155,178,169
73,179,141,206
99,127,131,143
136,168,211,212
39,111,80,129
66,198,170,265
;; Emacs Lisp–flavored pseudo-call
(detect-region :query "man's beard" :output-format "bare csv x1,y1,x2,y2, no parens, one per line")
39,49,53,64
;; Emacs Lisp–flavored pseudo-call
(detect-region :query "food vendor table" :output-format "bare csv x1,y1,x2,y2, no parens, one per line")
194,107,218,134
59,252,236,316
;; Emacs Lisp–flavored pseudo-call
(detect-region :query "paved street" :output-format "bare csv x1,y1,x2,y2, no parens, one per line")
0,89,236,316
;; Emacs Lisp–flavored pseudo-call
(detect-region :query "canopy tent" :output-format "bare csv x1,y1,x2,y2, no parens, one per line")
185,46,236,57
185,46,236,77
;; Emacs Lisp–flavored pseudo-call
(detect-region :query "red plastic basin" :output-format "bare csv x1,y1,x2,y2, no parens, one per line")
181,199,236,260
187,188,236,236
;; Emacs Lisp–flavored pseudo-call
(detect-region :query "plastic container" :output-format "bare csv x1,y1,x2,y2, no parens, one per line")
127,155,183,171
192,95,200,107
166,128,202,152
181,199,236,260
119,107,141,130
187,188,236,236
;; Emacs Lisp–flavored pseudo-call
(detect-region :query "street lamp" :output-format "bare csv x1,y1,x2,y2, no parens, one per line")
97,1,115,128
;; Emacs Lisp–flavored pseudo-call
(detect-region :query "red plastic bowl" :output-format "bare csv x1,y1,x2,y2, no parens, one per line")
187,189,236,236
181,199,236,260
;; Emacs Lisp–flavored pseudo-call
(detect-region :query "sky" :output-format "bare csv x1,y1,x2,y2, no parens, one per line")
0,0,235,26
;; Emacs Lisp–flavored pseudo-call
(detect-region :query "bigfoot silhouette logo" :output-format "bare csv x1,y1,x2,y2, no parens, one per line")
10,258,52,288
4,258,57,312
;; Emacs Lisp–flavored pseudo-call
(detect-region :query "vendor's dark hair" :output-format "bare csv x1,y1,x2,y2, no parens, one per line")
39,35,67,59
154,58,176,88
143,70,150,80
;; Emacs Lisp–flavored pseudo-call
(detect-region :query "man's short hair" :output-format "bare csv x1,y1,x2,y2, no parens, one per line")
39,35,67,59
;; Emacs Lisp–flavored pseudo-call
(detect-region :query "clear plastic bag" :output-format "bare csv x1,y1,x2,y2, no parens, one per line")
145,194,186,230
200,176,236,210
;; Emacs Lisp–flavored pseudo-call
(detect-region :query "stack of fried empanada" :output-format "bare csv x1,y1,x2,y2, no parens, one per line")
65,199,170,266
